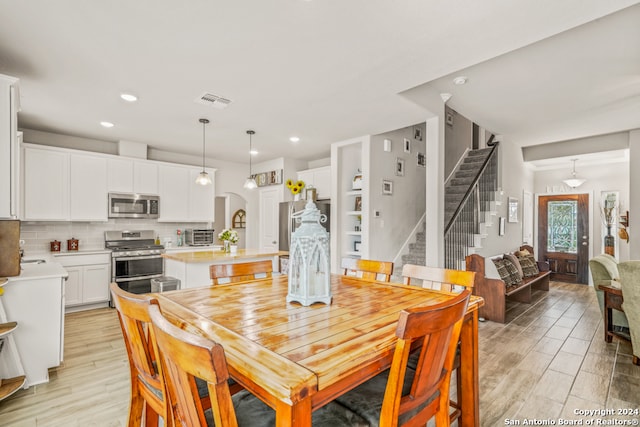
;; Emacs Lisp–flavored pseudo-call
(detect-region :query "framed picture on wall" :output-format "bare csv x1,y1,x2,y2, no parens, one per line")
414,127,422,141
403,138,411,153
395,158,405,176
354,196,362,211
508,197,518,223
499,217,505,236
382,179,393,195
417,152,425,167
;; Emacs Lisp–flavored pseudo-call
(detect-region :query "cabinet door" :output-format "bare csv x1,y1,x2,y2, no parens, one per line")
82,264,110,304
70,154,108,221
188,167,215,221
23,147,69,220
107,158,134,192
64,267,82,306
158,164,189,221
313,167,331,200
134,161,158,194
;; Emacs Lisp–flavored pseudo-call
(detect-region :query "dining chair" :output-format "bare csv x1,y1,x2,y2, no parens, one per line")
210,260,273,285
341,257,394,282
401,264,476,424
148,304,370,427
335,289,471,426
617,261,640,365
110,282,173,427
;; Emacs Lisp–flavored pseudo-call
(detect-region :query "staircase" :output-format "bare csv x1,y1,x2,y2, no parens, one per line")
394,142,500,279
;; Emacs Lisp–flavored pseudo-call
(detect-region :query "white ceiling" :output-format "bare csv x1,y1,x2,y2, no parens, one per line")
1,1,638,165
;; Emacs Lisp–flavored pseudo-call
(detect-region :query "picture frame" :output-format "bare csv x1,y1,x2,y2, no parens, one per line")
354,241,361,252
395,158,405,176
499,217,505,236
417,152,425,167
354,195,362,211
414,127,422,141
446,111,454,126
382,179,393,195
508,197,518,223
403,138,411,153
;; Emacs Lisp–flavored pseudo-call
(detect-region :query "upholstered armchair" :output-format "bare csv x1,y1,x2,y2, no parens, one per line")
617,261,640,365
589,254,629,331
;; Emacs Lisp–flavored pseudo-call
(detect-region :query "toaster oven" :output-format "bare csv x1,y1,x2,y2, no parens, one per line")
184,229,215,246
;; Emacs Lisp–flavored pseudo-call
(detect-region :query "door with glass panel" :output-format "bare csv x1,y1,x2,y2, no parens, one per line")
538,194,589,284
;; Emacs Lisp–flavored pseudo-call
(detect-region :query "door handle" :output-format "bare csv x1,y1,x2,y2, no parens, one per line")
582,242,588,246
272,241,277,245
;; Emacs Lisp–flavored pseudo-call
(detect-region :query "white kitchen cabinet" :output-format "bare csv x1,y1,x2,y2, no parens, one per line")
108,158,158,195
70,153,108,221
297,166,331,200
158,164,215,222
0,74,20,219
55,252,110,312
22,146,70,221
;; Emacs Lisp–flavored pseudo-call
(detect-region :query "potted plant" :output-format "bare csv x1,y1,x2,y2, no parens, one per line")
218,228,239,253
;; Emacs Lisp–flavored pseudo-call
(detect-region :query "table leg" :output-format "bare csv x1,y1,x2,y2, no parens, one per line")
275,397,312,427
459,310,480,427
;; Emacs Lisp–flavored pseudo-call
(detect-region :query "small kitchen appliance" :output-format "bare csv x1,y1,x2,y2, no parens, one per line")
184,229,215,246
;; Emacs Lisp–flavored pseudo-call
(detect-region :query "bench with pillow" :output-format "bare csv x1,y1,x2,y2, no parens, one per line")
465,245,551,323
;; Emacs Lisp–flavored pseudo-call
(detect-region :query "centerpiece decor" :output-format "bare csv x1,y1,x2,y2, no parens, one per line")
286,179,305,200
287,200,331,306
218,228,238,253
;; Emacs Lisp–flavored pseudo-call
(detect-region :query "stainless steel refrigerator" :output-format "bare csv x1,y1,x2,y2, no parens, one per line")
279,200,330,252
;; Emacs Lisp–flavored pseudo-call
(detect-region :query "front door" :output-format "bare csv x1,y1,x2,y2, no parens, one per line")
538,194,589,284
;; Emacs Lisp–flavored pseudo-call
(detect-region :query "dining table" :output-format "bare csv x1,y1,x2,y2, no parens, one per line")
153,274,484,426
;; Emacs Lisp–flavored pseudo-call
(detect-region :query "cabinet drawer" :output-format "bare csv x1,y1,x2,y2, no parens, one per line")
54,253,110,267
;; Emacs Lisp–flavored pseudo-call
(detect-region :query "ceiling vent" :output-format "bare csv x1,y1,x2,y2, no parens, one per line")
195,92,232,109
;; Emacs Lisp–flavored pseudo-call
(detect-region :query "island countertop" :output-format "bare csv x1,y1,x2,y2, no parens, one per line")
162,249,288,264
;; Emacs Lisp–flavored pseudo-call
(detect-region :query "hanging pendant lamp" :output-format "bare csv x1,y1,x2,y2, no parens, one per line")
195,118,212,186
243,130,258,189
562,159,586,189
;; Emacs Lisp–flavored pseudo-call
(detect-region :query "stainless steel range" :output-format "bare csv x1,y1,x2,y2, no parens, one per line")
105,230,164,298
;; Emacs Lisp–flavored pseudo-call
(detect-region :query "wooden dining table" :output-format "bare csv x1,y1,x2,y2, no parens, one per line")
153,274,483,426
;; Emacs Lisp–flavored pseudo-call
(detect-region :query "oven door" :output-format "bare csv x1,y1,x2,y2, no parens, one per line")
113,255,164,279
114,275,163,295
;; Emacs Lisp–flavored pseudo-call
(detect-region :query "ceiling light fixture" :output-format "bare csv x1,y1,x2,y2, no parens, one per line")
453,76,467,85
100,121,114,128
195,118,212,186
289,136,300,143
120,93,138,102
562,159,586,188
244,130,258,190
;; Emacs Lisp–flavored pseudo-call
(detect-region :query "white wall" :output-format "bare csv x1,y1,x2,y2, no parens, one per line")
368,123,426,263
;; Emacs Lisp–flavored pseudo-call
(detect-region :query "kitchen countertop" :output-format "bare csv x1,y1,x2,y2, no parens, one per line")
162,249,287,263
164,245,222,252
8,262,68,282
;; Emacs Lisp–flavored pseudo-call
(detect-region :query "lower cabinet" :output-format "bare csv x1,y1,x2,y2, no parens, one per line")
54,253,110,311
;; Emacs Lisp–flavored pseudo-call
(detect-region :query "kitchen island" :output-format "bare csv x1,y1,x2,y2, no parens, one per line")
163,248,287,289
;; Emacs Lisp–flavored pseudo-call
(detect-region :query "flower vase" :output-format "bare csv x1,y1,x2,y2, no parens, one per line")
294,194,300,201
230,244,238,254
604,225,615,256
223,241,231,253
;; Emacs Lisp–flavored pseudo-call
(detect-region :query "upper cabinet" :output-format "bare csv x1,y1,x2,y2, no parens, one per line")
297,166,331,200
0,74,20,219
70,153,108,221
158,163,215,222
107,158,158,195
23,146,70,221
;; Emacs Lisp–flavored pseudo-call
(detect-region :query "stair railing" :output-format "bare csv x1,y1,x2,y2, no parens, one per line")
444,138,499,269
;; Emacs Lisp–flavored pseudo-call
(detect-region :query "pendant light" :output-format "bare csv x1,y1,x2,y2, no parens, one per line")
243,130,258,189
195,118,212,186
562,158,586,188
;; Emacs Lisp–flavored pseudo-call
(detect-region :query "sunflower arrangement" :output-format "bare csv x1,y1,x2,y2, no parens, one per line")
286,179,305,195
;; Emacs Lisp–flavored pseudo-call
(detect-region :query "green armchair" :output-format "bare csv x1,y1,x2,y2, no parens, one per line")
589,254,629,331
618,261,640,365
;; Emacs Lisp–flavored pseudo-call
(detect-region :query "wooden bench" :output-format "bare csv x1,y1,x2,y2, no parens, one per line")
465,245,550,323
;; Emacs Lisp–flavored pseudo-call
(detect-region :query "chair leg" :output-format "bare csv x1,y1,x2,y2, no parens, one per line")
128,395,144,427
144,403,159,426
633,355,639,366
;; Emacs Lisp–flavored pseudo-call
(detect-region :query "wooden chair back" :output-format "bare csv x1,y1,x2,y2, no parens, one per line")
341,257,394,282
148,304,239,427
109,282,172,427
380,290,471,426
209,260,273,285
402,264,475,292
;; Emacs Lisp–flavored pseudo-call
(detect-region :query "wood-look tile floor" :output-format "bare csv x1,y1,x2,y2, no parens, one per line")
1,282,638,426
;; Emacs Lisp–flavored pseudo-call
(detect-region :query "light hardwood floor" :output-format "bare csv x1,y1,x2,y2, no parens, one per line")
0,282,638,426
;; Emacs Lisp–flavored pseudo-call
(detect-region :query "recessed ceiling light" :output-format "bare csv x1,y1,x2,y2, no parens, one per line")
100,121,114,128
120,93,138,102
453,76,467,85
289,136,300,143
250,150,258,155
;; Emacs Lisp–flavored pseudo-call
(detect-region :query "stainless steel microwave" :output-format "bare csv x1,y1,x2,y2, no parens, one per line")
108,193,159,219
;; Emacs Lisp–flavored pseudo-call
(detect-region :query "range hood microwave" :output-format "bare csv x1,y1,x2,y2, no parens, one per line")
108,193,159,219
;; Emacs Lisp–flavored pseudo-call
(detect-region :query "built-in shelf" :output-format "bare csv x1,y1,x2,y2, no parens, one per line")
346,211,363,216
345,231,362,236
345,251,361,257
346,190,362,196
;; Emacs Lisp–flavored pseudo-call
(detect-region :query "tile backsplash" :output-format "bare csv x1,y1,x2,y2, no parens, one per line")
20,219,210,255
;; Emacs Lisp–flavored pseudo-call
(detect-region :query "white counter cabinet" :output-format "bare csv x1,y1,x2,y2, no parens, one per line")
54,251,110,312
1,263,67,387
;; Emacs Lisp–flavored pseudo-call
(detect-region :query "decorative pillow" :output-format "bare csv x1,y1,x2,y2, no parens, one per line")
503,254,523,281
515,248,531,257
502,258,523,285
492,258,518,286
517,254,540,277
